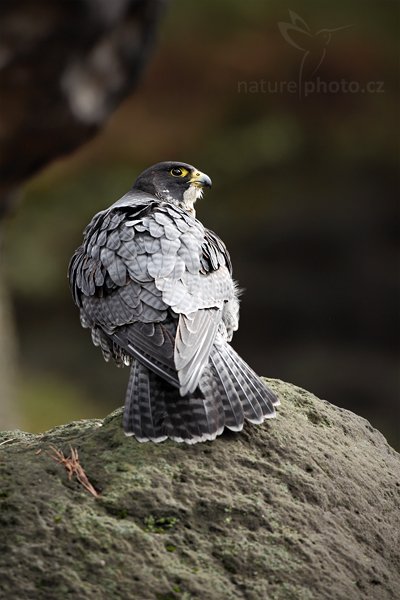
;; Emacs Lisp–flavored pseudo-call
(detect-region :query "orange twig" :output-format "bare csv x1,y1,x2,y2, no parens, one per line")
48,445,99,497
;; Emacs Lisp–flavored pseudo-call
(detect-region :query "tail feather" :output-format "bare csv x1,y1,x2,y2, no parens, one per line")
123,341,278,444
123,361,168,442
227,347,279,409
217,346,265,424
123,359,140,435
208,350,244,431
198,367,226,439
123,360,225,443
154,370,223,443
223,343,277,416
164,394,208,443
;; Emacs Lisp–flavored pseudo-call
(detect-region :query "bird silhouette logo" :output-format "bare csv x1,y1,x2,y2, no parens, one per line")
278,10,351,97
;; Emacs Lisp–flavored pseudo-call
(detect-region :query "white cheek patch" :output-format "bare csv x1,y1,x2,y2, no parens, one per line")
183,184,203,213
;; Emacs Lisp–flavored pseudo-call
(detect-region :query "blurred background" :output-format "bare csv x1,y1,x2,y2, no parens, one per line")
1,0,399,447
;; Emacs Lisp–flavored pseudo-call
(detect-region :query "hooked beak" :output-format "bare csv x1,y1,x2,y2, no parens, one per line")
189,170,212,189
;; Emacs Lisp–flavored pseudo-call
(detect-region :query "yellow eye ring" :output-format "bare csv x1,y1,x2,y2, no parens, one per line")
170,167,188,178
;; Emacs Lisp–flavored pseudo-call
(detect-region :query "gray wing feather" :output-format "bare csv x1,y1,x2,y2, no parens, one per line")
155,267,233,313
96,230,107,246
148,252,176,279
170,256,186,279
90,243,100,260
106,230,121,250
154,211,173,226
94,266,104,287
148,220,165,238
118,225,135,241
163,222,181,240
160,237,181,255
178,232,201,274
126,252,153,282
144,236,161,254
107,255,127,287
175,310,222,395
99,246,114,268
140,286,168,311
117,242,137,260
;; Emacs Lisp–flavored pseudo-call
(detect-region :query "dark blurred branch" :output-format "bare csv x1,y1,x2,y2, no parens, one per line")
0,0,167,217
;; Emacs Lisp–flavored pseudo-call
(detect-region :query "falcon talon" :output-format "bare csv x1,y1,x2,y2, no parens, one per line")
69,161,279,444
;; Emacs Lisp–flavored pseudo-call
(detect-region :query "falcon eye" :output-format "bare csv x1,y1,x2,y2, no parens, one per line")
170,167,188,178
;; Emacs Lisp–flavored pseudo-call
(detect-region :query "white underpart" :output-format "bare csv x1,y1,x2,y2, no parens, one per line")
183,184,203,215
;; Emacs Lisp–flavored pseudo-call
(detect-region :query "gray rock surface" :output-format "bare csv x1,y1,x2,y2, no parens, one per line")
0,378,399,600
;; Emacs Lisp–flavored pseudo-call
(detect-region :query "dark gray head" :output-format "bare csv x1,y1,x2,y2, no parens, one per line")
133,161,212,214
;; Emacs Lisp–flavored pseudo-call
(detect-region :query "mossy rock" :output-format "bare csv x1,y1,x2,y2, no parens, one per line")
0,379,399,600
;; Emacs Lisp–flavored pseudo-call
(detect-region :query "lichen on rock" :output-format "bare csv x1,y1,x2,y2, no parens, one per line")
0,379,399,600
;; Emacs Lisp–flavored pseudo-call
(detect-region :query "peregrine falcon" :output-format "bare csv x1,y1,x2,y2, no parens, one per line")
69,161,279,443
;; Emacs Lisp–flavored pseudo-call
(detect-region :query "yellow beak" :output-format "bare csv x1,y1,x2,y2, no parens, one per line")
189,170,212,188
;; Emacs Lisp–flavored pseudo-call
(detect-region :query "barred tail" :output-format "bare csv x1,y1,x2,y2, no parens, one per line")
123,343,278,444
123,360,225,444
208,341,278,429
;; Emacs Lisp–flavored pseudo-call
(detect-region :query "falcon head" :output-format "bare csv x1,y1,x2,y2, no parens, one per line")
133,161,212,215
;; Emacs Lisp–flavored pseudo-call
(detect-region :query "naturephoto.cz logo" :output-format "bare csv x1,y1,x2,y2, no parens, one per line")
238,10,385,98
